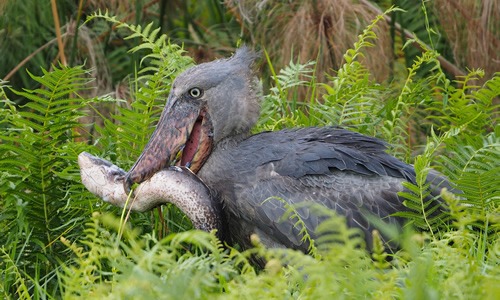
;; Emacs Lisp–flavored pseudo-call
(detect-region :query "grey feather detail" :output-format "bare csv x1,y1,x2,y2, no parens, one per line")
226,171,406,252
199,126,452,251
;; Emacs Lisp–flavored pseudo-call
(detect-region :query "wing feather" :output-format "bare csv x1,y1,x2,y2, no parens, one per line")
230,171,407,251
204,126,452,251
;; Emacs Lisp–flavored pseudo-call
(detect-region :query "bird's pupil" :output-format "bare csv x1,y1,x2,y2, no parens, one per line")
190,88,201,98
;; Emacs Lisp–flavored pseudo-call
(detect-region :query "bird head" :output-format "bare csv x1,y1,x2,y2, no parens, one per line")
124,47,262,191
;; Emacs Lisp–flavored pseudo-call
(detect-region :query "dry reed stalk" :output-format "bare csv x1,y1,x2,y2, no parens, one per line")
226,0,392,86
433,0,500,83
50,0,67,66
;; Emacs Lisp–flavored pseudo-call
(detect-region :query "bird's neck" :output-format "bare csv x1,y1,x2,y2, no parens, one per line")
197,132,249,184
216,131,251,145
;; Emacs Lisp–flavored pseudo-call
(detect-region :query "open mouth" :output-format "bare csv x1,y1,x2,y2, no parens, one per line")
177,109,213,172
180,114,204,167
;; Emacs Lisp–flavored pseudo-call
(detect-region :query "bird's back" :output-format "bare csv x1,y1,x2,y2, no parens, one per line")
198,127,451,251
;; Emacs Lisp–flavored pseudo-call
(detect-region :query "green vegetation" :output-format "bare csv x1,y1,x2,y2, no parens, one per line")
1,4,499,300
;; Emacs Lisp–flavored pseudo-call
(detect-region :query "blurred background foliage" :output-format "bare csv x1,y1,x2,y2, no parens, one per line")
0,0,499,298
1,0,499,104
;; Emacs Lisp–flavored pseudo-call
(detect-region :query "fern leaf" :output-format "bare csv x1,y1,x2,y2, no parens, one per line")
0,65,96,292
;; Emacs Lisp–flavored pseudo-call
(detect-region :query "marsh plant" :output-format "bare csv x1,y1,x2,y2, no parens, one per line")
1,8,499,299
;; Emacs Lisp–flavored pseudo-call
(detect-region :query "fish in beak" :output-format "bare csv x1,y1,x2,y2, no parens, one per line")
124,94,213,193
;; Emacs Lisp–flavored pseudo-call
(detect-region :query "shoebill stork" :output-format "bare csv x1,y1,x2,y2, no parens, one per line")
123,47,450,251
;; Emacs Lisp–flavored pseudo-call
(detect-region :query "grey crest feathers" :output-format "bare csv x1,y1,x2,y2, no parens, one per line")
172,47,262,142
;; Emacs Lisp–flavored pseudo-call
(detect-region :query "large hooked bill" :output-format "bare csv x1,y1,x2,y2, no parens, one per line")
124,100,214,194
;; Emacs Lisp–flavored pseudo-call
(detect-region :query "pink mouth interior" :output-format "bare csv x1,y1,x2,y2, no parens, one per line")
181,116,203,167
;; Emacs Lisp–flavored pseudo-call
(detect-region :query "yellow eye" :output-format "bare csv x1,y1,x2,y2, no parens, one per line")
188,87,203,99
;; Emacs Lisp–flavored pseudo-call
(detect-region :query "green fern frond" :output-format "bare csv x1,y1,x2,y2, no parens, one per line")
371,231,389,268
87,12,192,166
397,182,444,234
384,48,445,159
225,245,257,275
314,208,366,254
474,72,500,112
343,6,402,65
299,213,375,299
370,229,401,299
0,8,498,298
442,133,500,213
0,64,97,294
427,69,499,133
0,247,31,299
0,79,8,100
262,197,319,259
60,213,240,299
87,11,193,79
319,9,401,136
78,14,198,247
272,59,316,92
395,127,463,235
257,54,317,131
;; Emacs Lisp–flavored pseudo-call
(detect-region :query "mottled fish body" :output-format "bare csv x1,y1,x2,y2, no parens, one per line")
78,152,223,235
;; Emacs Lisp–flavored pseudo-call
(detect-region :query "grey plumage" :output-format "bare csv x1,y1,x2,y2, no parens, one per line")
198,126,449,251
125,47,452,253
168,47,261,143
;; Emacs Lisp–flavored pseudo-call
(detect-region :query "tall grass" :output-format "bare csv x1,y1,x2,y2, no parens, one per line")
0,8,499,299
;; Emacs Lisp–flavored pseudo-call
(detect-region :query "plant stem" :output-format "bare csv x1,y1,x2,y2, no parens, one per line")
50,0,67,66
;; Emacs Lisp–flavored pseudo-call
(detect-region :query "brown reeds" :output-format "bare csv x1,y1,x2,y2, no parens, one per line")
433,0,500,84
226,0,392,83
